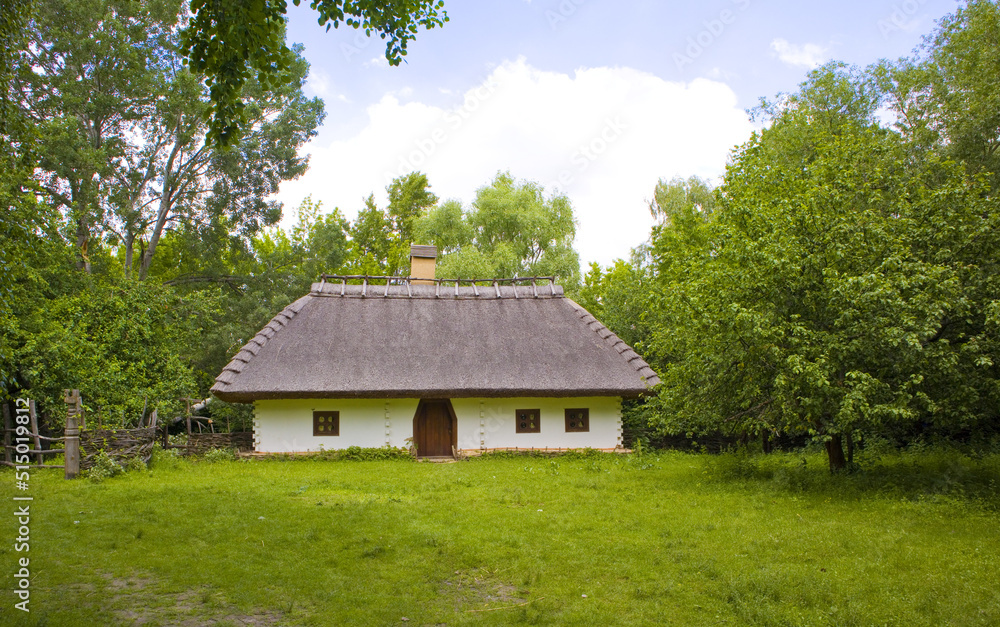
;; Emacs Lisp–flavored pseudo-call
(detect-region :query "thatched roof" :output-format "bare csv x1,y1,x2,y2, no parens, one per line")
211,281,660,402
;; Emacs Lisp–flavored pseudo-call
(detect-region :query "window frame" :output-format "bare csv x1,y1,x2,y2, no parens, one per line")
313,410,340,436
514,408,541,434
564,408,590,432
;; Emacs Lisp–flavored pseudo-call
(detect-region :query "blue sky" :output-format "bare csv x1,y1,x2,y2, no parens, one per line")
277,0,962,268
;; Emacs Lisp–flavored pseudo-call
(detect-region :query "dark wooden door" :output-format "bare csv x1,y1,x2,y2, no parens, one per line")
414,400,455,457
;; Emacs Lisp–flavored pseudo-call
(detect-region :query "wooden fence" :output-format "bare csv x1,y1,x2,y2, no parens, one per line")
80,426,158,470
1,400,64,469
187,432,254,454
3,391,255,478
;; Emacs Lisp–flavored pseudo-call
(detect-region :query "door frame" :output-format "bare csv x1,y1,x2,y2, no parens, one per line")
412,398,458,458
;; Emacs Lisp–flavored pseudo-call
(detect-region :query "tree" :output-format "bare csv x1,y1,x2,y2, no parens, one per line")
415,171,581,286
880,0,1000,191
345,172,439,275
141,196,349,387
13,0,182,272
577,251,655,352
183,0,448,145
14,275,209,426
0,0,40,391
14,0,324,278
650,64,1000,471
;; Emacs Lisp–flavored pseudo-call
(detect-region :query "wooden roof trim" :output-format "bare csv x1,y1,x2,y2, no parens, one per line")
210,293,312,396
568,300,662,388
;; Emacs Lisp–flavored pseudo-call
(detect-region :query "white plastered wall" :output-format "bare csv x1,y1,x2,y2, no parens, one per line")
253,396,623,453
452,397,623,452
254,398,419,453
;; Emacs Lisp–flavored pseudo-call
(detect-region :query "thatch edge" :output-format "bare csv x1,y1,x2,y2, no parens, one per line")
210,294,312,397
565,299,661,389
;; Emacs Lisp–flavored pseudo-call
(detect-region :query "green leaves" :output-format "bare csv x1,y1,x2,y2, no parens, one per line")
414,171,581,286
646,58,1000,469
184,0,448,146
15,276,209,426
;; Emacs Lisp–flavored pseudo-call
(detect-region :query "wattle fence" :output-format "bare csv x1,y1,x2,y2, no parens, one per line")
2,391,253,478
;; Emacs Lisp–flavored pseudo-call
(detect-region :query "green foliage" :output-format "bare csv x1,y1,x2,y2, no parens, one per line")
415,171,581,288
145,195,349,392
88,450,148,481
576,252,655,351
14,276,208,426
205,399,256,433
264,445,414,462
87,451,125,482
882,0,1000,191
646,59,1000,471
16,0,185,272
345,172,438,275
183,0,448,145
202,447,237,463
121,455,149,473
149,444,182,470
16,0,324,279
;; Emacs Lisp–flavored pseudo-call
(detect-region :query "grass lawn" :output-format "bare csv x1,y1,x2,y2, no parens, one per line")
1,447,998,626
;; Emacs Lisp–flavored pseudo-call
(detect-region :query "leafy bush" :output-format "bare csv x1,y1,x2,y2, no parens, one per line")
264,446,413,462
203,447,237,463
122,455,147,473
87,451,123,482
150,444,182,469
88,451,148,481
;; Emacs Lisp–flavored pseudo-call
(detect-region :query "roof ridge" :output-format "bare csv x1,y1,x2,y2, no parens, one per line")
567,299,661,387
310,282,564,299
210,294,311,395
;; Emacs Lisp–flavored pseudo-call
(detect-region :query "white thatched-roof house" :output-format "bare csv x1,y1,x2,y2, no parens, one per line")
211,246,659,457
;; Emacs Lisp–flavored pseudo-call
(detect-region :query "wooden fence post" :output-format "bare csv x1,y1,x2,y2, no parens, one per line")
1,403,11,466
64,389,82,479
28,400,42,465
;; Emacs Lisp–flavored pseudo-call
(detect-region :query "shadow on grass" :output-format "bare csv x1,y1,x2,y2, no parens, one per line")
706,443,1000,510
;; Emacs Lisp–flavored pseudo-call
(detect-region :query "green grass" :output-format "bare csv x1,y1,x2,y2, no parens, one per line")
1,447,998,626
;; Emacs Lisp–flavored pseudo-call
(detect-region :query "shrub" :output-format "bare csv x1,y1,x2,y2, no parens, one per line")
87,451,123,482
150,444,181,469
122,455,147,473
203,447,237,463
259,446,413,462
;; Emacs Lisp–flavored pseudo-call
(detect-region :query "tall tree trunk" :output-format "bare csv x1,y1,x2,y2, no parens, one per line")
75,216,91,273
825,435,847,472
846,432,854,465
762,430,772,454
138,138,182,280
139,196,170,280
124,232,135,279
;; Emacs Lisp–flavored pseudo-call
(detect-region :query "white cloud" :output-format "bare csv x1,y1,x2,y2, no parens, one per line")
276,57,753,268
363,55,389,69
304,69,348,102
770,38,828,69
304,70,331,98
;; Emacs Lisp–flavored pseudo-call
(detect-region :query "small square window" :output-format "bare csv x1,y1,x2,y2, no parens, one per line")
515,409,541,434
313,411,340,436
565,408,589,432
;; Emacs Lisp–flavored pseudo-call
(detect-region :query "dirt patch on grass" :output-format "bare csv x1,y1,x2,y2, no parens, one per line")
94,572,284,626
441,568,525,612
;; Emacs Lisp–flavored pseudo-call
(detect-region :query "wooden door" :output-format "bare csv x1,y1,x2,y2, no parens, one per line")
413,399,455,457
